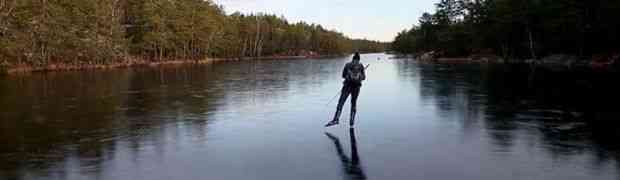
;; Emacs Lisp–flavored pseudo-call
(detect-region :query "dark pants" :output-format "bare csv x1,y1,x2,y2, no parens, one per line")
333,83,361,125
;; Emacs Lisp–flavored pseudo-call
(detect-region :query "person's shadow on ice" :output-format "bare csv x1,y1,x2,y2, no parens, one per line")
325,128,366,180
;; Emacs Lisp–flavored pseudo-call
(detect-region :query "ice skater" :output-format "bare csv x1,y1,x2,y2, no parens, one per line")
325,52,366,127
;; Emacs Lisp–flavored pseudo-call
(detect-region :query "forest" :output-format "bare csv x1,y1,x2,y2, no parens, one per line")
391,0,620,60
0,0,387,69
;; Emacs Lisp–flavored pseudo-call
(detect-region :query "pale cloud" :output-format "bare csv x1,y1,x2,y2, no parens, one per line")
214,0,437,42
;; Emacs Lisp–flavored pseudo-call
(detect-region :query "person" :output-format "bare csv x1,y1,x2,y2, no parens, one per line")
325,52,366,127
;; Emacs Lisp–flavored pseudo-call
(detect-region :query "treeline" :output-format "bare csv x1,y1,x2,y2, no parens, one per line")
392,0,620,58
0,0,387,67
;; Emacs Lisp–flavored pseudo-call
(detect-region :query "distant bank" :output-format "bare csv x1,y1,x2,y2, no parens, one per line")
391,0,620,72
0,1,387,75
1,53,356,75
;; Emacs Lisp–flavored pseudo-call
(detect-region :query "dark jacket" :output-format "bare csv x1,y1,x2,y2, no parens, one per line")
342,62,366,86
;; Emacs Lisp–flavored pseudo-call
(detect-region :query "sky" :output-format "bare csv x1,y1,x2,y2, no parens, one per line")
214,0,437,42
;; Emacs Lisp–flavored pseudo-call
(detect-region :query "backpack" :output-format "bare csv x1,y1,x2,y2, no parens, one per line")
346,63,364,83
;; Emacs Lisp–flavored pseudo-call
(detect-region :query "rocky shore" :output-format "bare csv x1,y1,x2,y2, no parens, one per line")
409,51,619,72
0,54,346,75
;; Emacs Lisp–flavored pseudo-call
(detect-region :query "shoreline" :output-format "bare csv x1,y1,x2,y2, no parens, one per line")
1,55,346,75
396,52,619,72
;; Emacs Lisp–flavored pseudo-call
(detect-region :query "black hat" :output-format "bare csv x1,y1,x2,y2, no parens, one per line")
353,52,360,60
